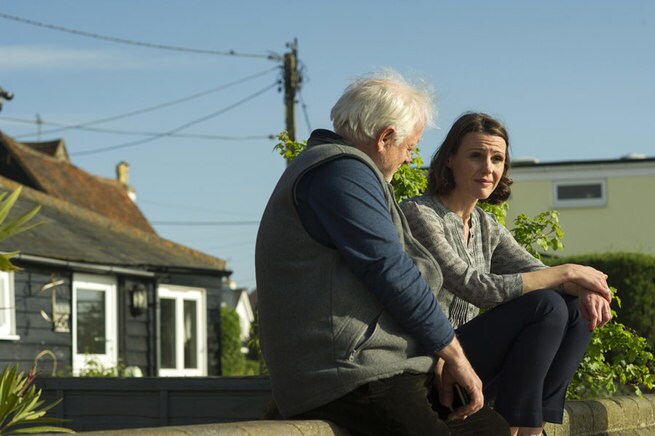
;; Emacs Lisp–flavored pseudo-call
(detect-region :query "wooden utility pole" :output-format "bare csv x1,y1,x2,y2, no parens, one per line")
283,39,300,142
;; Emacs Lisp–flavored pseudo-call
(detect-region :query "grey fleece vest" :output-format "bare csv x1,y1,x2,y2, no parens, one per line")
255,141,443,417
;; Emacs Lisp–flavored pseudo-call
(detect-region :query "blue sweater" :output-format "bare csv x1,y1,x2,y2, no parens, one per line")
295,130,452,353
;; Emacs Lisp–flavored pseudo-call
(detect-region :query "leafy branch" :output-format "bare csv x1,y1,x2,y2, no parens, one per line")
0,365,73,434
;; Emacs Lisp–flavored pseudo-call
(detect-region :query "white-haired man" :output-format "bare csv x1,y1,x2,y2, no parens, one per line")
256,70,508,435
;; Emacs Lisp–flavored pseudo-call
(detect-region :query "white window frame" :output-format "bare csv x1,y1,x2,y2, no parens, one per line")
72,273,118,375
158,285,207,376
0,271,19,340
552,179,607,208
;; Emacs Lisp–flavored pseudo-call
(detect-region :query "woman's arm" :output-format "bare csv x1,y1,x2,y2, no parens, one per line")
402,201,523,307
404,201,612,306
491,220,612,301
521,264,611,301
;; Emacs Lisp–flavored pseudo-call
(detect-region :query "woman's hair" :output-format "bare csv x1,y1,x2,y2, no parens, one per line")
427,112,512,204
330,69,436,146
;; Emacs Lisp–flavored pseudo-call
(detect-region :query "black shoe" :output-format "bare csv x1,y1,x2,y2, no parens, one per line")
446,406,511,436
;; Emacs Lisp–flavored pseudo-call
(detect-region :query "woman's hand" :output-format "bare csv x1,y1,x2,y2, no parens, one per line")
564,264,612,303
578,289,612,331
523,264,612,303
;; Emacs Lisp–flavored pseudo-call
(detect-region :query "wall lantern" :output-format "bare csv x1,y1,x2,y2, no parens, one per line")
130,284,148,317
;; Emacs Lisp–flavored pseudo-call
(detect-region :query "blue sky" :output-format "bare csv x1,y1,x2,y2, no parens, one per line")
1,1,653,291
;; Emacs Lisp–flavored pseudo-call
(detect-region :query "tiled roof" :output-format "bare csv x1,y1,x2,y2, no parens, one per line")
0,176,227,272
21,138,70,161
0,132,155,234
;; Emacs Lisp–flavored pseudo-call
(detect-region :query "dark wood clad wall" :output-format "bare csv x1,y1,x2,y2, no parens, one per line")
0,267,73,374
2,264,224,377
119,277,155,376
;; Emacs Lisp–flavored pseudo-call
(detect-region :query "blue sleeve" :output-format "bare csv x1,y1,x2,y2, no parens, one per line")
295,157,454,353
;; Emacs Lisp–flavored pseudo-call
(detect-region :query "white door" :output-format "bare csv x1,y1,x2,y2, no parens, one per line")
72,273,117,375
158,285,206,376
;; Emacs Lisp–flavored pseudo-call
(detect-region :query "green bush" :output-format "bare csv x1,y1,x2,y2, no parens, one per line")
246,311,268,376
546,253,655,397
220,306,246,376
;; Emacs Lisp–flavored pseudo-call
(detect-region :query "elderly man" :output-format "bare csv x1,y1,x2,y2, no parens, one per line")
256,70,507,435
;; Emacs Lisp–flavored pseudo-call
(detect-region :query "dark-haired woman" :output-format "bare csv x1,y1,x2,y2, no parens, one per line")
401,112,612,436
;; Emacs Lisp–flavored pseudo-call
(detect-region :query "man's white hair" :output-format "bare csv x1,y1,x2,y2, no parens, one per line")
330,68,436,146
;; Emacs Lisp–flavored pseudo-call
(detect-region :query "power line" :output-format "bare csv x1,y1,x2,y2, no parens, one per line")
297,88,312,133
12,67,280,139
0,116,275,140
151,221,259,226
70,81,279,156
0,12,281,60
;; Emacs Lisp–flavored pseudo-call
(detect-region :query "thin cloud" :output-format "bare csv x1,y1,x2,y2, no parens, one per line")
0,44,188,71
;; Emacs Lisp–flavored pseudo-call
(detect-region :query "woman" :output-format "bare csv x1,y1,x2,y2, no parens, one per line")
401,112,612,436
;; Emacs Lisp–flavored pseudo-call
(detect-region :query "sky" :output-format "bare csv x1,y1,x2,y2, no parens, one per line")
0,1,653,291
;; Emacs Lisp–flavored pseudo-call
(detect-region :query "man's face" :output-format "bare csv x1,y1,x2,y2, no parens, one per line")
377,121,424,182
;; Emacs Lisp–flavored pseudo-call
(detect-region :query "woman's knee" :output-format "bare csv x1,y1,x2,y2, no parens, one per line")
525,289,569,325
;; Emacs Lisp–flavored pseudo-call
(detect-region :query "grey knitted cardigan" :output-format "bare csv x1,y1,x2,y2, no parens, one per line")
256,143,446,417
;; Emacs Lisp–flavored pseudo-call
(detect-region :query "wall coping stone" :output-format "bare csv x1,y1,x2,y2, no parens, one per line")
56,394,655,436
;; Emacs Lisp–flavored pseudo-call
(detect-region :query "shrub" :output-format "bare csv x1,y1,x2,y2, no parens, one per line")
0,365,73,434
220,306,246,376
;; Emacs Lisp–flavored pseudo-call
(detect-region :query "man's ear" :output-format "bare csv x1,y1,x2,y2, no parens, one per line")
375,126,396,152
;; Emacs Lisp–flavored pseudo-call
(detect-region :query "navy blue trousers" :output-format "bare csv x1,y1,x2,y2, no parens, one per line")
456,289,592,427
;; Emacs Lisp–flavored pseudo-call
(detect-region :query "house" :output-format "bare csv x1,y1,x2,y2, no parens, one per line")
221,283,255,350
506,155,655,256
0,131,231,377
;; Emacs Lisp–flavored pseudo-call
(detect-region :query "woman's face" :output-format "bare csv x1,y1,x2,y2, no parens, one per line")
447,132,507,202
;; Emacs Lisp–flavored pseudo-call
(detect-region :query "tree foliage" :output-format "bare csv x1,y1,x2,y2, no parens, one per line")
220,306,246,376
274,131,427,203
0,186,44,272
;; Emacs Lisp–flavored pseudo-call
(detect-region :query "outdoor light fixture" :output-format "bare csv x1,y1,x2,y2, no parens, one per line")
0,86,13,112
130,284,148,317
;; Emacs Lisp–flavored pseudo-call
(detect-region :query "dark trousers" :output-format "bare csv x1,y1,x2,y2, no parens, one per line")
294,372,508,436
456,289,592,427
294,289,589,433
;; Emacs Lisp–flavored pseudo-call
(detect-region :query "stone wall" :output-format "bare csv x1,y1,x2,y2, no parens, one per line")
67,394,655,436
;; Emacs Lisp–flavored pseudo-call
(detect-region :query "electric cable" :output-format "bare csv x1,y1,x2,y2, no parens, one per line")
151,221,259,226
297,88,312,133
11,66,280,139
0,12,281,60
1,116,274,141
70,81,279,156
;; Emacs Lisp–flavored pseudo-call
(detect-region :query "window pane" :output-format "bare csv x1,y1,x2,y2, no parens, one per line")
0,283,6,327
76,289,106,354
160,298,176,369
557,184,602,200
0,273,9,333
183,300,197,369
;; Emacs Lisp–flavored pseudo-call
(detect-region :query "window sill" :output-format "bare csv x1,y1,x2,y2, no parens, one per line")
0,334,20,341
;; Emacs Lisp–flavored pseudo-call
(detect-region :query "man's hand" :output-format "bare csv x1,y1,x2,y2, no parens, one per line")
435,337,483,420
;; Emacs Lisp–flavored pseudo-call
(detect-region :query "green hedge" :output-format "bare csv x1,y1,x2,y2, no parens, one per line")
220,306,246,376
546,252,655,347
